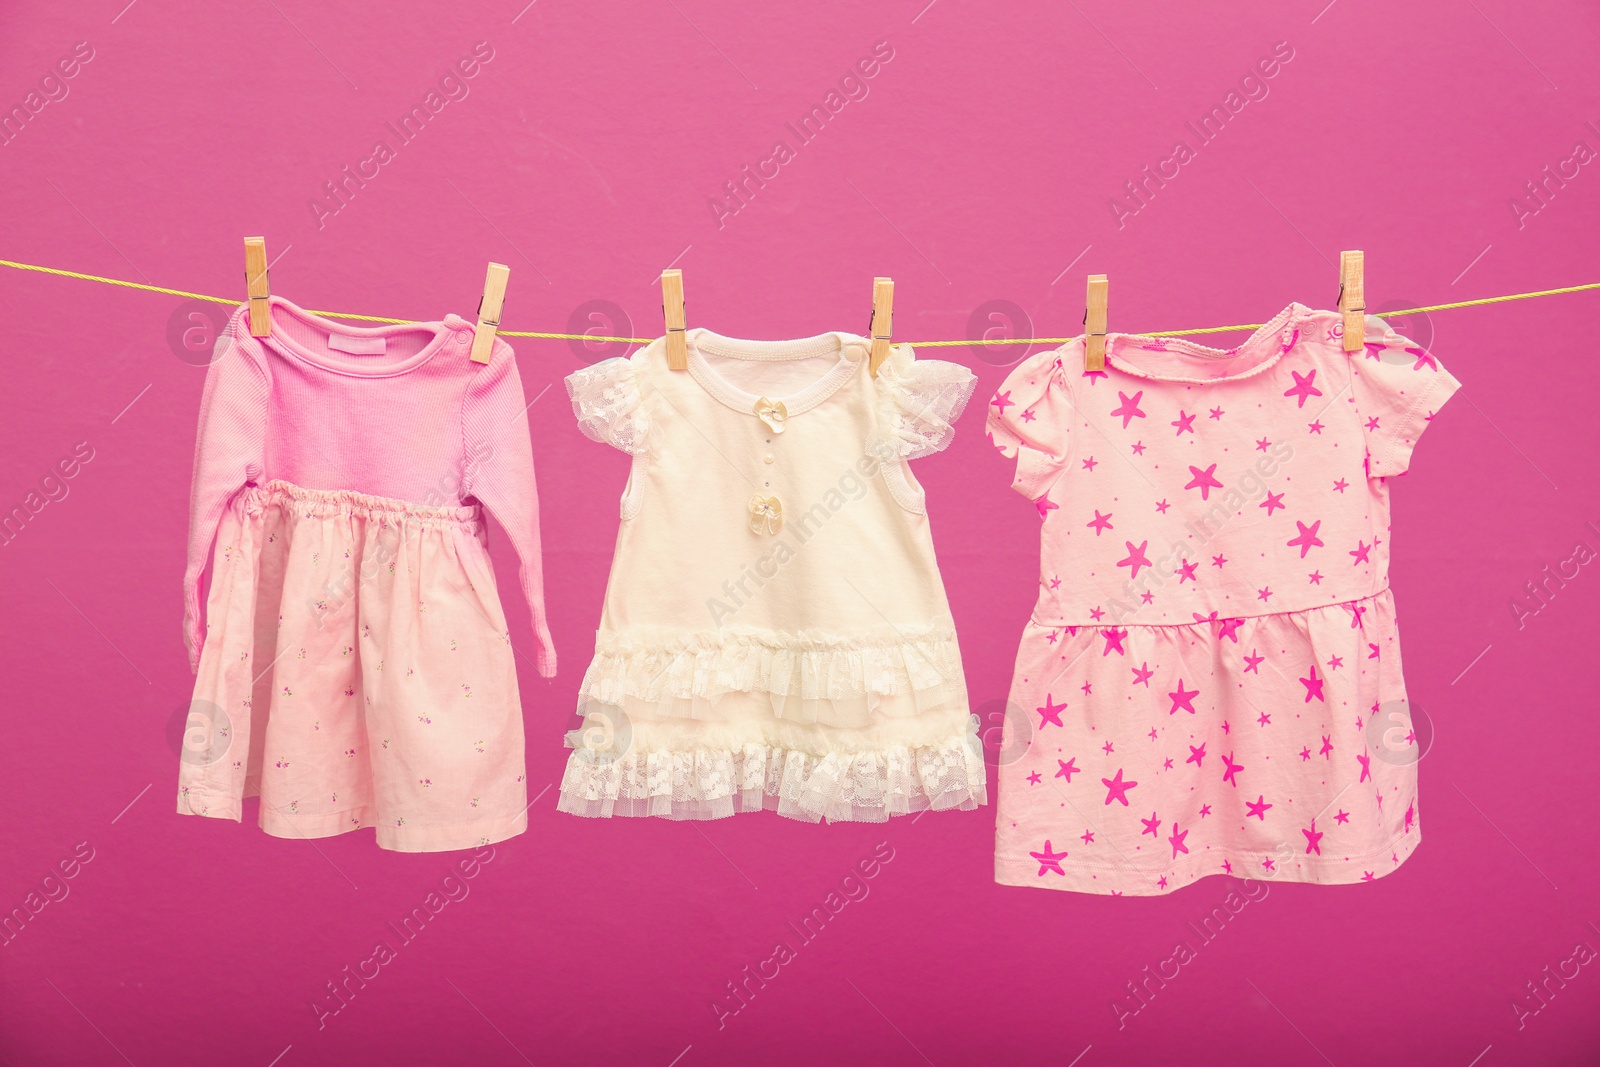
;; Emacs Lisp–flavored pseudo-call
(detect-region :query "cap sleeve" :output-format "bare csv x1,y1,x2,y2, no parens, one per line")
869,344,976,460
565,357,649,455
987,346,1074,505
1348,317,1460,478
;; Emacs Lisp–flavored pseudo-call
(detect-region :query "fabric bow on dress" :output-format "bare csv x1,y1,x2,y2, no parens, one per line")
753,397,788,434
748,495,783,535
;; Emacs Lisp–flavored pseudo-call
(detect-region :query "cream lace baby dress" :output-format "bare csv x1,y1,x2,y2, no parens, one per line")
559,328,987,822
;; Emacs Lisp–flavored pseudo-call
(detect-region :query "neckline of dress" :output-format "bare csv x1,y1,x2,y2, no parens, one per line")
255,296,469,378
686,328,865,416
1104,303,1309,385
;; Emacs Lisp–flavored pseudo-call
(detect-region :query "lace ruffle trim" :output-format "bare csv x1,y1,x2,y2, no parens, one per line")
557,728,987,822
579,628,963,704
566,357,649,455
868,347,977,460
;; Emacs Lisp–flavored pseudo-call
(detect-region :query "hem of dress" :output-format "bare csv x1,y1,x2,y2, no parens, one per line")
995,825,1420,896
556,733,988,824
176,793,527,853
557,783,985,824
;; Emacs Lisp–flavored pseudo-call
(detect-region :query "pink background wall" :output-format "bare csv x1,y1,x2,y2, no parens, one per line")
2,1,1598,1064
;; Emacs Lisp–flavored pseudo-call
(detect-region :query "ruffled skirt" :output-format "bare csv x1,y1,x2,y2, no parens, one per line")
558,625,987,821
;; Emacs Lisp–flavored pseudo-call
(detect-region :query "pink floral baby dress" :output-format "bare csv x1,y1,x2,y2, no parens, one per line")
988,305,1458,894
177,298,555,852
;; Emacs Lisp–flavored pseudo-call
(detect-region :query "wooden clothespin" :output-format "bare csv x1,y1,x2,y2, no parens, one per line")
868,277,894,376
1084,274,1109,371
244,237,271,337
1339,250,1365,352
662,269,687,370
470,262,509,365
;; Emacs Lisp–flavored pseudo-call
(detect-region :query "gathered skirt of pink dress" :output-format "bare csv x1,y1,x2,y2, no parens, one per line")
177,481,529,852
995,590,1419,894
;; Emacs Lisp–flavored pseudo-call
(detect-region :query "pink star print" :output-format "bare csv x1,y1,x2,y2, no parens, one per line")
1117,540,1153,580
1404,802,1416,832
1082,456,1098,471
1357,751,1372,783
1087,509,1114,536
1027,771,1042,784
1187,743,1206,767
1037,694,1067,728
1102,768,1138,806
1209,407,1224,421
1177,559,1198,583
1259,491,1286,515
1035,495,1058,519
1350,540,1372,565
1056,757,1079,782
1110,390,1146,428
1185,464,1223,500
1332,478,1349,493
1131,662,1154,687
1319,734,1334,758
1221,752,1243,787
1287,519,1325,558
1243,650,1263,673
1217,617,1245,643
1255,438,1272,452
1131,441,1146,455
1169,823,1190,857
1284,368,1323,407
1141,813,1162,837
1030,840,1068,876
1246,794,1272,820
1172,410,1197,435
991,390,1014,413
1102,629,1128,656
1302,822,1324,855
1168,680,1199,715
1300,665,1325,703
1081,829,1095,843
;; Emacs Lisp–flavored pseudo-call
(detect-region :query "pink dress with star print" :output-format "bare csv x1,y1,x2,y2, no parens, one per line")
987,304,1458,894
